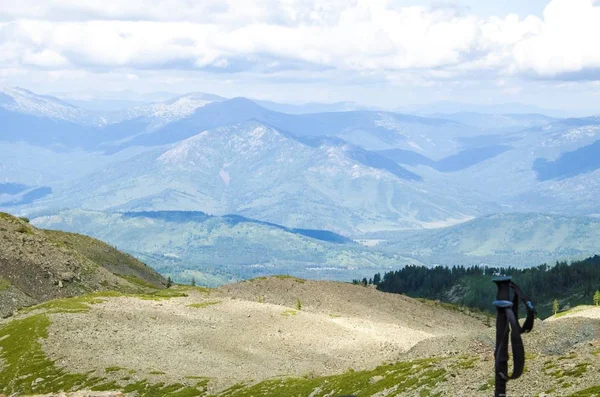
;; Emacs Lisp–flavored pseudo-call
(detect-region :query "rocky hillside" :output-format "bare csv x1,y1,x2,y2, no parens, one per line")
0,212,166,317
1,276,598,396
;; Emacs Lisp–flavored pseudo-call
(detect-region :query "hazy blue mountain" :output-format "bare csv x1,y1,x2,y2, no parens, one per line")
109,92,226,125
107,97,478,159
363,213,600,267
0,87,106,149
254,99,374,114
4,87,600,235
428,112,557,132
0,87,478,160
2,186,52,207
398,101,572,118
33,121,476,233
403,115,600,217
0,182,28,195
121,210,352,244
55,89,180,112
0,107,98,148
32,209,418,285
533,139,600,181
0,87,103,125
377,145,512,172
65,98,152,112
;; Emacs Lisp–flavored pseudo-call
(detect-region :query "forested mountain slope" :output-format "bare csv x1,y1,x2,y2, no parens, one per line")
365,255,600,319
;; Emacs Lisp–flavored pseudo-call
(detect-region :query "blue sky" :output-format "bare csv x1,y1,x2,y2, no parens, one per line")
0,0,599,115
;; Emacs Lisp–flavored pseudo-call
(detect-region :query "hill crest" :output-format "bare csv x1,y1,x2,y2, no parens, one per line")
0,212,166,317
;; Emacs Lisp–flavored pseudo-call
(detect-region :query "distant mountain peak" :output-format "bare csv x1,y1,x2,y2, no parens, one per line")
170,92,226,102
157,121,283,167
113,91,226,126
0,86,101,125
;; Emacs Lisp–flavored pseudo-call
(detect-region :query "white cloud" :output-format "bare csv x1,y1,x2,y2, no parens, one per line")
0,0,598,84
513,0,600,78
22,49,69,67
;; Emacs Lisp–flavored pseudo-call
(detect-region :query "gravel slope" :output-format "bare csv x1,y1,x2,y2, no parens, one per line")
41,279,487,393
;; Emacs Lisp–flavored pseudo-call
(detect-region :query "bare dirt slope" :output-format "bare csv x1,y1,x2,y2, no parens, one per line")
37,278,487,393
0,212,166,317
1,280,599,396
546,305,600,321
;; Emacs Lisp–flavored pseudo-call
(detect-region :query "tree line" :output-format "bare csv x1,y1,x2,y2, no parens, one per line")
355,255,600,318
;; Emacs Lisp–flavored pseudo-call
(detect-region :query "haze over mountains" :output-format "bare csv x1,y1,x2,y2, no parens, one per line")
2,86,600,282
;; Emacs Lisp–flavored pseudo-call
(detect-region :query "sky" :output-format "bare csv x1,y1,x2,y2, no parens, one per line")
1,0,599,115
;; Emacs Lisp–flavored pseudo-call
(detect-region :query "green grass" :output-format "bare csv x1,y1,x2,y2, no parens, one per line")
0,311,208,396
176,285,212,294
0,291,212,396
20,294,111,314
122,380,206,396
545,362,590,381
453,356,478,370
0,314,110,395
562,363,591,378
552,305,594,319
0,211,18,222
251,275,306,283
188,301,221,309
273,275,306,283
18,290,187,314
217,358,446,397
280,309,298,317
19,290,189,315
478,378,494,391
142,288,188,300
0,277,10,292
558,353,578,361
16,224,34,234
105,366,125,373
569,385,600,396
119,275,161,290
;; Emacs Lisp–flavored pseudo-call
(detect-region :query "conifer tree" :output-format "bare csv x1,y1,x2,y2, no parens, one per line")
191,277,196,287
553,299,559,315
594,290,600,306
166,276,172,288
373,273,381,285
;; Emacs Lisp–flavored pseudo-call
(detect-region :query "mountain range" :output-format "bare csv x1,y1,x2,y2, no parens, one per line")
2,86,600,281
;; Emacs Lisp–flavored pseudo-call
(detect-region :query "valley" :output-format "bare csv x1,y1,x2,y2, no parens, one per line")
3,87,600,283
3,2,600,396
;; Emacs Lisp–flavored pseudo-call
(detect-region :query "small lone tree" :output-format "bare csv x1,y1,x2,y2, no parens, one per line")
296,298,302,311
166,276,172,288
191,277,196,287
594,290,600,306
553,299,559,315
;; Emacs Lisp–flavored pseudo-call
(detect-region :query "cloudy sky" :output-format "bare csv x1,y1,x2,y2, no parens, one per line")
1,0,599,114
